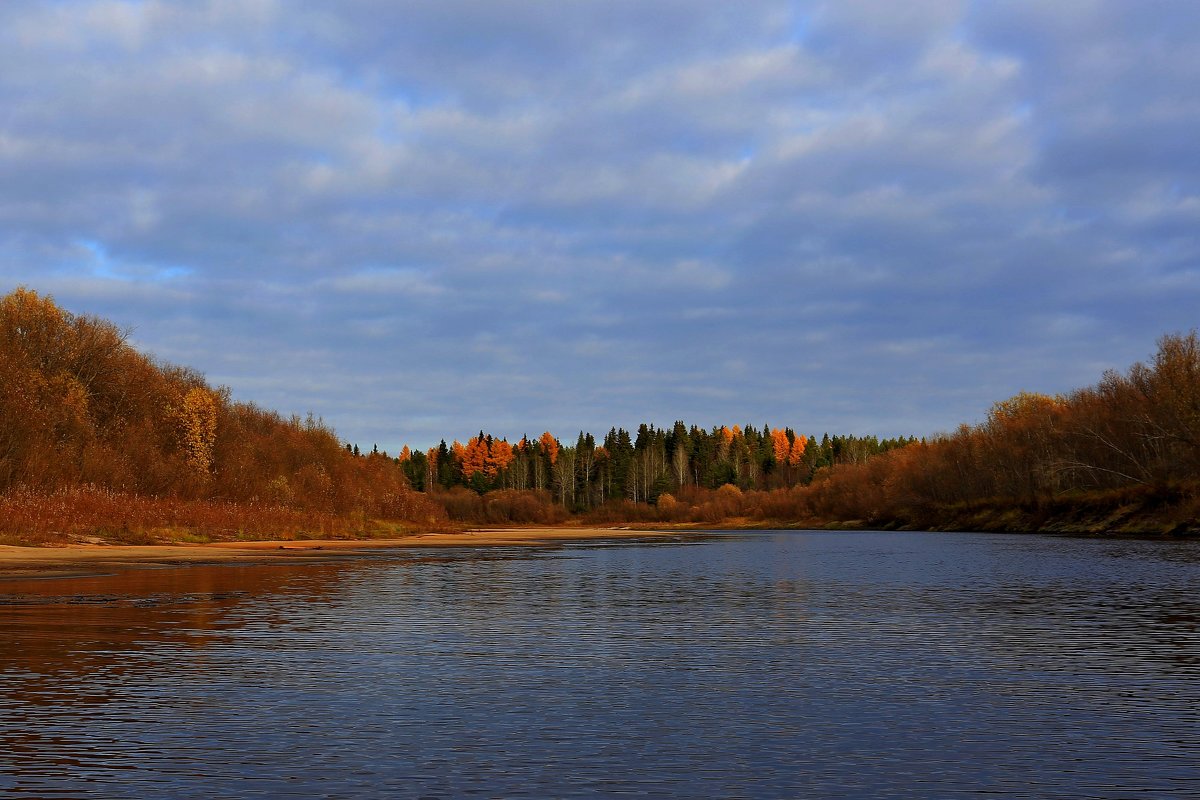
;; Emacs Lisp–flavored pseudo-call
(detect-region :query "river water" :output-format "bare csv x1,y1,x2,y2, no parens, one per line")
1,531,1198,798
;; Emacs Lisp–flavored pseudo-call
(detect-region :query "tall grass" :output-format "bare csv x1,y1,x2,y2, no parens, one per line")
0,484,354,545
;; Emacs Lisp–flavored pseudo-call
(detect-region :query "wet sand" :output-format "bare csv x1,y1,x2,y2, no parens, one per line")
0,527,674,580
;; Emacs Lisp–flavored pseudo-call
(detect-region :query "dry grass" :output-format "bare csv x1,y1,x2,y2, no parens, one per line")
0,484,354,546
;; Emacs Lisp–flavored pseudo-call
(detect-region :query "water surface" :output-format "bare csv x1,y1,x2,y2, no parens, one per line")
2,531,1198,798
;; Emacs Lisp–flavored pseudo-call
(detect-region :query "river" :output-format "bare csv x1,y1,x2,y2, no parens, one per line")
2,531,1198,798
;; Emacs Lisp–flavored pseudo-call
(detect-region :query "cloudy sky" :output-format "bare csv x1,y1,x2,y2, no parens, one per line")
2,1,1197,451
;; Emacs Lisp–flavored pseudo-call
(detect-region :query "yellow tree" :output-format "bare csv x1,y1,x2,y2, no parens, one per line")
177,387,219,475
771,428,790,464
789,435,808,466
425,447,439,492
0,287,68,368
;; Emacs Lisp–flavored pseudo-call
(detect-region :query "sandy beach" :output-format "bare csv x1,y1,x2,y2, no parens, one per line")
0,527,679,580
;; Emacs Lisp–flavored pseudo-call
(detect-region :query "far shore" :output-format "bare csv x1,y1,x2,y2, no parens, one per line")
0,527,684,580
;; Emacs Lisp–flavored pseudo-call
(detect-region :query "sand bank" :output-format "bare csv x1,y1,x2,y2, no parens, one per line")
0,527,677,580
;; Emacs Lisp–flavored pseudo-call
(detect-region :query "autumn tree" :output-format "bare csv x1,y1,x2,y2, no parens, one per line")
425,447,439,493
771,428,790,465
461,433,489,479
983,392,1062,500
789,434,808,467
487,438,514,481
539,431,559,466
176,387,220,476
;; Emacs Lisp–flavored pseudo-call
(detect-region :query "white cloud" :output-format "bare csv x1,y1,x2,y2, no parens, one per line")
325,268,442,297
0,0,1196,447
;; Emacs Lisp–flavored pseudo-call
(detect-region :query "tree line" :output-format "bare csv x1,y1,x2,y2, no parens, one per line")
0,288,444,541
394,421,915,520
4,287,1193,537
399,424,915,503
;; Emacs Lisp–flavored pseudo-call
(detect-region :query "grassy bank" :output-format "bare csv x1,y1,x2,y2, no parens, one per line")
0,485,454,547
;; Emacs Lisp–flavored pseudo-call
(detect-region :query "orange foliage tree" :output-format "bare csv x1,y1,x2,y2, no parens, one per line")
461,434,489,478
540,431,559,465
789,434,808,466
487,438,514,478
771,428,790,464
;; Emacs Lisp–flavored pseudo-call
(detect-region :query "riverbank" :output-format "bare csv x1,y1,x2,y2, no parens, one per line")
616,483,1199,537
828,486,1200,537
0,526,675,580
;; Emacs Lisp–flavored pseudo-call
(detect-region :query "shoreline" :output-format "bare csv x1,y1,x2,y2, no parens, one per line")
0,527,678,581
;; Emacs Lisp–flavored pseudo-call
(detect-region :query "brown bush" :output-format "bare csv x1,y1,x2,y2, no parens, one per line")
432,488,567,525
483,489,568,525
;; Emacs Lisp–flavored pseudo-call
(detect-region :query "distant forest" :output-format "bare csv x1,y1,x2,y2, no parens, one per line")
1,287,1197,540
398,332,1200,533
396,426,915,507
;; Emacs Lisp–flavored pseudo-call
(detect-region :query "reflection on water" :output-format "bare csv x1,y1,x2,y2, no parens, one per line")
2,532,1199,798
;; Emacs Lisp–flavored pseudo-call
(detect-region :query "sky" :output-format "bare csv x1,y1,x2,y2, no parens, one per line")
1,1,1198,452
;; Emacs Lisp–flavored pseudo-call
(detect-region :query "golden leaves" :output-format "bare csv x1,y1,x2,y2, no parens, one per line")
176,387,219,475
789,435,807,466
771,428,790,463
0,287,67,358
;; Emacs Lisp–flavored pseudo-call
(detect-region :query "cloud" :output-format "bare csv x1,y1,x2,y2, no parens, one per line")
1,0,1197,448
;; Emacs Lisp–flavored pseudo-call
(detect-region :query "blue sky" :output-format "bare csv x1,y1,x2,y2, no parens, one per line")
2,1,1197,451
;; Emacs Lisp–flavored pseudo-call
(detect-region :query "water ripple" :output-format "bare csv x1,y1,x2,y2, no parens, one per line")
1,532,1199,798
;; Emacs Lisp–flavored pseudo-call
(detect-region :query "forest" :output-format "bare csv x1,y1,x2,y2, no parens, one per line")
399,425,914,524
1,287,1197,542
